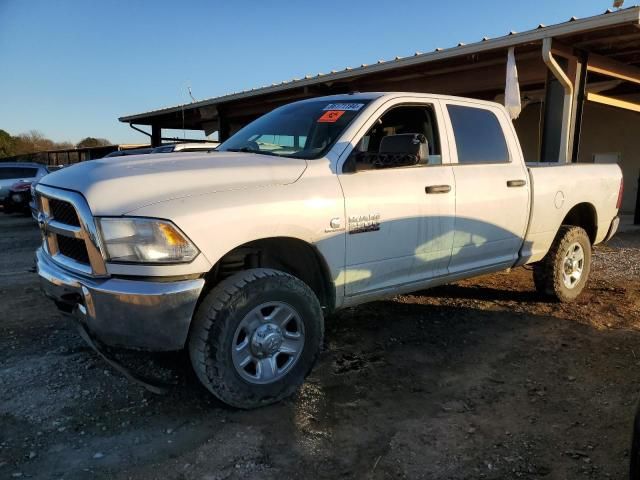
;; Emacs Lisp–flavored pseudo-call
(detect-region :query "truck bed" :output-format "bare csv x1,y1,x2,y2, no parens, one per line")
520,162,622,264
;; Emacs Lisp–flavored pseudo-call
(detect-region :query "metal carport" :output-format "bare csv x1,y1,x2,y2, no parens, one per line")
119,6,640,220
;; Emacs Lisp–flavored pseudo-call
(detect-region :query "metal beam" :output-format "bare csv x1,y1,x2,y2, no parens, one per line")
587,52,640,84
586,92,640,112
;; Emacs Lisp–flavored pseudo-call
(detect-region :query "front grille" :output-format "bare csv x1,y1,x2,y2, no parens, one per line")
49,198,80,227
57,236,90,264
37,185,107,276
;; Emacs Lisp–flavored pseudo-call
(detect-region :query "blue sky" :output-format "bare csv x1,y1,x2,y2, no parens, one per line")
0,0,621,144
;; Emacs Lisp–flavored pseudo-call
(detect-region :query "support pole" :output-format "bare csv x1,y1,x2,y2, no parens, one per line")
541,38,575,163
218,113,230,142
635,170,640,225
151,125,161,147
571,52,588,163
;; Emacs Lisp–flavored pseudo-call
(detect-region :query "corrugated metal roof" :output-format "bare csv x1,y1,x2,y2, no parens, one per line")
120,6,640,123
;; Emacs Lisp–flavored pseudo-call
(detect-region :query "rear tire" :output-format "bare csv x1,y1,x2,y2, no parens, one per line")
188,268,324,409
532,226,591,303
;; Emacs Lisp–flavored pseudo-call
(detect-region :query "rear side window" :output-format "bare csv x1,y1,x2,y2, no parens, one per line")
447,105,509,164
0,167,38,180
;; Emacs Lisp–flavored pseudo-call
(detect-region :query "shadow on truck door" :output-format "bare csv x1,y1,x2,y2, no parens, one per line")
339,215,535,300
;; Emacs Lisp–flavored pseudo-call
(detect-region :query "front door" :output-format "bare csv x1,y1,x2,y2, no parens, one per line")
338,100,456,296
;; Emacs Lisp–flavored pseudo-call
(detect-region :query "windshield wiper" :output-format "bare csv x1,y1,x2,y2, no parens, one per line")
225,147,281,157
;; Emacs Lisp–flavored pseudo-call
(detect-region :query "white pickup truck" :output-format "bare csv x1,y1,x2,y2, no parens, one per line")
35,92,623,408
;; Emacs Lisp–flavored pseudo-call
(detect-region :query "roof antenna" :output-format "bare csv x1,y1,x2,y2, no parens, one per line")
187,83,197,103
182,82,195,141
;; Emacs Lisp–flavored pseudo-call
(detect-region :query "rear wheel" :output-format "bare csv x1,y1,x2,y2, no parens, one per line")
532,226,592,302
188,268,324,409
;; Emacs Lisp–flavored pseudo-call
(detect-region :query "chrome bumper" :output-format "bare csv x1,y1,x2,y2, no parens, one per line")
36,247,205,351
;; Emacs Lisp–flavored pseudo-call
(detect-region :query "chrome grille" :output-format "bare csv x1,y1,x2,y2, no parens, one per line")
57,236,91,264
49,198,81,227
36,185,107,277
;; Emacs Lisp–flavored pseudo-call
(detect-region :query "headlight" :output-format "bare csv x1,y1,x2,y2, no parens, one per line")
97,217,199,264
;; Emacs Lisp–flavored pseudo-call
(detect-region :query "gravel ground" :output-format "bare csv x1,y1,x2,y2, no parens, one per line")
1,214,640,479
593,233,640,280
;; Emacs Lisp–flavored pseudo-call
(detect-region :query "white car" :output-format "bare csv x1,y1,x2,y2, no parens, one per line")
34,92,622,408
0,162,49,203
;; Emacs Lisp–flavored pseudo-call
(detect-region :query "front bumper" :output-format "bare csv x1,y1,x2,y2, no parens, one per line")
36,247,205,351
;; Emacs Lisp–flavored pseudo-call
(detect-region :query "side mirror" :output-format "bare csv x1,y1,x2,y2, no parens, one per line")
342,151,358,173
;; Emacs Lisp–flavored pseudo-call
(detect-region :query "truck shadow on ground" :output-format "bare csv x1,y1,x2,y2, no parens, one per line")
112,285,546,406
77,297,638,479
415,281,543,303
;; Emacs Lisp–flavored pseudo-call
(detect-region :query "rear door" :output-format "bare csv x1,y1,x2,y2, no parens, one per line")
442,100,529,274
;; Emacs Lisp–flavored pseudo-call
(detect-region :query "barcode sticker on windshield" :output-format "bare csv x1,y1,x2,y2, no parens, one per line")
318,110,345,123
323,103,364,111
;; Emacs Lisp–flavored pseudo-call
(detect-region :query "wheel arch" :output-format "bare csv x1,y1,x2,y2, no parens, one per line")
202,236,336,314
560,202,598,244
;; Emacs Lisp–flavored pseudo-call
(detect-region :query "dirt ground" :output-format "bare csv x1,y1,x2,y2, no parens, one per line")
1,214,640,480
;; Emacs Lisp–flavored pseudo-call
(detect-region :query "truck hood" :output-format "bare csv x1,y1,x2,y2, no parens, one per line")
40,152,308,215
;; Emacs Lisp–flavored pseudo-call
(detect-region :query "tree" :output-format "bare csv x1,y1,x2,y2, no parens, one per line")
76,137,111,148
0,130,102,157
0,129,16,158
13,130,55,155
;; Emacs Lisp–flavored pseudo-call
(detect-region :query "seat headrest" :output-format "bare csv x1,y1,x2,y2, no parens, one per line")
379,134,428,160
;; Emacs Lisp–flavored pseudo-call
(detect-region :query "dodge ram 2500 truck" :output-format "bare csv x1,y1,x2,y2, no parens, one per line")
35,92,623,408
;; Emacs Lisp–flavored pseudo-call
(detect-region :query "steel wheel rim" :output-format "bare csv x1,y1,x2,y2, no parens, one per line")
231,301,305,385
562,242,585,289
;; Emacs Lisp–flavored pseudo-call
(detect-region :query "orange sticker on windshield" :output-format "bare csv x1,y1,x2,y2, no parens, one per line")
318,110,345,123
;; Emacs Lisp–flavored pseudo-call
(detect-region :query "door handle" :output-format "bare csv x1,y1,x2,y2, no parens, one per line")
506,179,526,188
425,185,451,194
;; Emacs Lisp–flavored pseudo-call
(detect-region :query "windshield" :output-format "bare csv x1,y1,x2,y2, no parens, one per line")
217,99,370,159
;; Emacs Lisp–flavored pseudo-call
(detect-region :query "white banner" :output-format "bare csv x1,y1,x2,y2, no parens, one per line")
505,47,522,120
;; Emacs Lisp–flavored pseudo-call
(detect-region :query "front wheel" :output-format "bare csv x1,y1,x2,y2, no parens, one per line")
188,268,324,409
532,226,592,302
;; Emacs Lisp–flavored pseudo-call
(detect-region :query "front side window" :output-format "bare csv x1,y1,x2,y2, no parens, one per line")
347,104,442,172
447,105,509,164
218,100,370,159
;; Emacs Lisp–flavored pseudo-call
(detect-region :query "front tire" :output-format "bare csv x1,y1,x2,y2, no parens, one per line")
532,226,592,302
188,268,324,409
